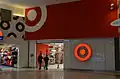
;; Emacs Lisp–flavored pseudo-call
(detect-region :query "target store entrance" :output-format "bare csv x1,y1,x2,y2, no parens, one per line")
36,40,64,70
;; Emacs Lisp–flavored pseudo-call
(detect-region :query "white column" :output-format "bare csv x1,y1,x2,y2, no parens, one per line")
29,40,36,68
18,40,29,68
64,40,72,69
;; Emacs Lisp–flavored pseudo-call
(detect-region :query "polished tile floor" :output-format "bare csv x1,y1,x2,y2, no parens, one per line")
0,69,120,79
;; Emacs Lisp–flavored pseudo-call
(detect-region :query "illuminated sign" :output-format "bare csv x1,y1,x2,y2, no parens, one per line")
74,43,92,62
0,31,3,40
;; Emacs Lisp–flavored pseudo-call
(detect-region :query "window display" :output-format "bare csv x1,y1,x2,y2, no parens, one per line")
0,44,19,67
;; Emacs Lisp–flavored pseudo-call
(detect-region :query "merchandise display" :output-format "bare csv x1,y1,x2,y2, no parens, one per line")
0,44,19,67
45,43,64,65
0,31,3,40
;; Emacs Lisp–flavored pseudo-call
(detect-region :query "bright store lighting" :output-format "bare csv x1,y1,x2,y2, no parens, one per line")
51,49,56,52
111,3,114,6
13,13,25,17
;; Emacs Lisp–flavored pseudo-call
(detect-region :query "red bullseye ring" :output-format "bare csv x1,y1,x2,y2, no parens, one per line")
25,6,47,32
74,44,92,62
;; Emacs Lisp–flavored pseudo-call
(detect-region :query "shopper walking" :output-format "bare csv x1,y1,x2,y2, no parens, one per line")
38,52,43,70
44,55,49,70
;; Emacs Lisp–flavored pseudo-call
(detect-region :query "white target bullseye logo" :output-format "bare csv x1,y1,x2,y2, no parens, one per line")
25,6,47,32
27,10,37,21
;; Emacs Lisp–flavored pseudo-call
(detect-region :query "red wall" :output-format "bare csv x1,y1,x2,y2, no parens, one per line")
25,0,119,40
36,44,49,55
36,44,49,66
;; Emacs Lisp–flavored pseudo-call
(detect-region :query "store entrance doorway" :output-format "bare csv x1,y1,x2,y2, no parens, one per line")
36,42,64,70
0,44,19,68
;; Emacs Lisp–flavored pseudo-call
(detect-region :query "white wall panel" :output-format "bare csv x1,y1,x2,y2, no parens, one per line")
64,38,115,71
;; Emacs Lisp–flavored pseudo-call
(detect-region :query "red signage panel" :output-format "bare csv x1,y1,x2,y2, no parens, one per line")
25,0,119,40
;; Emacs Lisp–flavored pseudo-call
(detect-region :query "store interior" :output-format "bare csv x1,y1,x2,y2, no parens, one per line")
0,44,19,68
36,43,64,69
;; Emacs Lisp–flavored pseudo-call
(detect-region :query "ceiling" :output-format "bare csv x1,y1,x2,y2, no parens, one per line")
0,0,79,16
0,0,79,8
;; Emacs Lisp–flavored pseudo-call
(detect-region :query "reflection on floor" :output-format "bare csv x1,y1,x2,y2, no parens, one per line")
0,65,16,71
0,65,120,79
49,64,63,69
0,64,64,71
0,70,120,79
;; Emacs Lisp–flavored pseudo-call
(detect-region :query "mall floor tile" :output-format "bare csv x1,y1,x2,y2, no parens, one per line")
0,70,120,79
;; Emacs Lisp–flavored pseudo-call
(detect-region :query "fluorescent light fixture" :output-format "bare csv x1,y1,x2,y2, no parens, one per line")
13,13,25,17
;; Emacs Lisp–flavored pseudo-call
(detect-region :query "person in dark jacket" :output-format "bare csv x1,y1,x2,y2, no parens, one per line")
38,53,43,70
44,55,49,70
